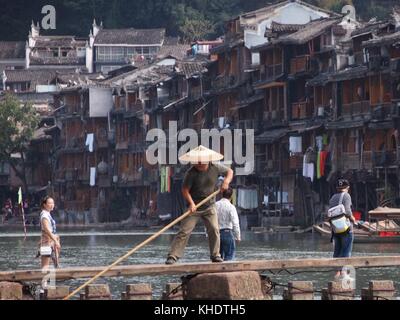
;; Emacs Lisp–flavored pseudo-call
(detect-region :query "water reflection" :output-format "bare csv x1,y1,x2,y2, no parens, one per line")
0,231,399,299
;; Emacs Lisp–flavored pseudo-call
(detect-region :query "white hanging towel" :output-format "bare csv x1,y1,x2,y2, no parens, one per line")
90,167,96,187
237,188,258,209
289,136,302,154
86,133,94,153
303,155,314,182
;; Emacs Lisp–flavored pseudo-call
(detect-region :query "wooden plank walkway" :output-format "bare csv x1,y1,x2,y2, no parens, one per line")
1,256,400,282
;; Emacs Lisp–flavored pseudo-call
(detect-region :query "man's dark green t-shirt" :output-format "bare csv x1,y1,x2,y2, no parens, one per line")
183,163,230,211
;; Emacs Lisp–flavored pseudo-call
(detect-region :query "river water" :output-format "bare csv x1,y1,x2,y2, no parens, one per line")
0,230,399,299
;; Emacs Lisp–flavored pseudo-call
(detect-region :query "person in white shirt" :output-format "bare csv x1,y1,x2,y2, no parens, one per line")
215,188,241,261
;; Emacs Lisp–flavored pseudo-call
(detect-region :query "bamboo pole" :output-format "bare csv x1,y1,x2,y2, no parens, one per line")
63,189,221,300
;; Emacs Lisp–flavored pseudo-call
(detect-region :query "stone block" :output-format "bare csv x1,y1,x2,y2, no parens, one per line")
184,272,266,300
126,284,152,300
85,284,111,300
0,282,23,300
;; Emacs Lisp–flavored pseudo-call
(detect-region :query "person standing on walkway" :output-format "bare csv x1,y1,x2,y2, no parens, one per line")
165,146,234,265
327,179,356,278
39,196,61,291
215,188,241,261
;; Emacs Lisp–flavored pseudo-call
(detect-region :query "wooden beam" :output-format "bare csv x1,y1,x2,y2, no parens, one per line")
1,256,400,282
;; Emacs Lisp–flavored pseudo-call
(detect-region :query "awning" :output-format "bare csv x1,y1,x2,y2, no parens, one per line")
296,123,324,133
255,128,289,144
232,94,264,111
163,96,187,111
368,120,394,130
326,120,366,130
254,81,285,90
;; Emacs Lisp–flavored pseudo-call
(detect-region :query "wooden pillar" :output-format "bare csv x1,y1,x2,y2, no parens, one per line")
85,284,111,300
283,281,314,300
125,284,152,300
361,280,396,300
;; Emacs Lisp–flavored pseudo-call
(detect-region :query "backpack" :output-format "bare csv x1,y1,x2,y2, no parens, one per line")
327,193,351,234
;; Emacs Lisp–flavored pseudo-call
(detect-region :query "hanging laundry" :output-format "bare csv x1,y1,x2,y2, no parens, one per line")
90,167,96,187
160,167,166,193
303,154,314,182
166,166,173,193
315,136,323,152
317,152,321,179
304,147,315,164
232,188,237,206
322,134,329,146
86,133,94,153
237,188,258,210
319,151,329,178
289,136,302,154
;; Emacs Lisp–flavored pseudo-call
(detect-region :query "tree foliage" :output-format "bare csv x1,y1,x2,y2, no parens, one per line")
0,93,40,190
0,0,396,41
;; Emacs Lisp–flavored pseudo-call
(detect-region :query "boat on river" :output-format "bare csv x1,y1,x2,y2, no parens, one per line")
313,207,400,243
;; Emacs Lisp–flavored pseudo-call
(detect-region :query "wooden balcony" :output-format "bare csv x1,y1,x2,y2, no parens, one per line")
259,64,283,82
291,101,313,120
263,110,285,127
340,153,360,171
372,151,397,168
290,55,311,75
235,119,258,131
211,75,237,90
341,101,370,117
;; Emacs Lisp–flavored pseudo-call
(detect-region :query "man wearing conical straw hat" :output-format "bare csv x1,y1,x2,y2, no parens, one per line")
165,145,234,265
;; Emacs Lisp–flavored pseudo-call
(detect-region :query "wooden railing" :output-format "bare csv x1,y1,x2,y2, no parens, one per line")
291,101,313,120
340,153,360,171
342,101,370,116
259,64,283,82
372,151,397,167
290,55,310,75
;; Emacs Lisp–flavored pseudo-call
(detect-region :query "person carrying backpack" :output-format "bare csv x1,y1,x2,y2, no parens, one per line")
327,179,357,277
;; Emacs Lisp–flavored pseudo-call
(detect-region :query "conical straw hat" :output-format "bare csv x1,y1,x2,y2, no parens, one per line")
179,145,224,163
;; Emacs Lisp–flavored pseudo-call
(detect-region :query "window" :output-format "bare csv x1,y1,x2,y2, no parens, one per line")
344,130,358,153
97,46,124,62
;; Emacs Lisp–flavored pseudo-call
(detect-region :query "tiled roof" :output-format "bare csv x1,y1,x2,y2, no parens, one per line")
157,44,191,60
363,31,400,48
275,18,340,45
94,28,165,45
4,69,57,84
270,21,305,33
33,36,86,48
351,21,395,38
104,63,175,87
0,41,25,59
175,61,208,78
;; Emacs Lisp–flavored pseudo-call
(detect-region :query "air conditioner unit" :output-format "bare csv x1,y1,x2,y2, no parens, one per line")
318,107,325,117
